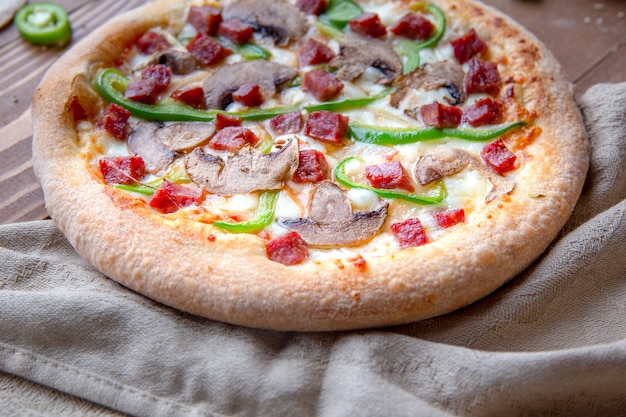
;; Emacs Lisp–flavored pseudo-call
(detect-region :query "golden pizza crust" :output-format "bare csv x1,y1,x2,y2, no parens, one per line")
32,0,589,331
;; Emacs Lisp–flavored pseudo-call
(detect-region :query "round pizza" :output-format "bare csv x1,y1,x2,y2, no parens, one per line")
32,0,589,330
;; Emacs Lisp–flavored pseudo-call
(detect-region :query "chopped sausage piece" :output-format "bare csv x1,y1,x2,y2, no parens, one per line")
232,83,264,107
432,208,465,228
186,33,232,66
171,87,205,109
463,97,503,127
266,231,309,265
348,12,387,38
391,217,428,248
101,103,131,140
269,111,303,135
187,6,223,36
292,149,329,184
218,19,253,44
365,161,415,192
389,13,434,40
305,110,349,143
420,102,462,128
296,0,327,15
208,126,259,152
215,113,242,130
136,31,171,54
99,156,146,185
299,39,335,66
464,58,501,96
124,64,172,104
481,139,516,175
450,29,487,64
149,180,203,214
302,69,344,101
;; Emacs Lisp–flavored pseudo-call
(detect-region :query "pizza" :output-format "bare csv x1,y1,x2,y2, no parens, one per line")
32,0,589,331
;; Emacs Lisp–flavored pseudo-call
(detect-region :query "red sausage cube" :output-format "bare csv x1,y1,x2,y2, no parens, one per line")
464,58,502,96
420,102,463,128
391,218,429,248
136,31,171,54
101,103,131,140
296,0,327,15
99,155,146,185
365,161,415,192
463,97,503,127
348,12,387,38
450,29,487,64
218,19,253,44
299,39,335,67
149,180,203,214
269,111,303,135
232,83,264,107
266,231,309,265
171,87,205,109
302,69,343,102
187,33,232,66
208,126,259,152
432,208,466,228
481,139,516,174
292,149,329,184
215,113,242,130
125,64,172,105
187,6,223,36
305,111,349,143
389,13,434,40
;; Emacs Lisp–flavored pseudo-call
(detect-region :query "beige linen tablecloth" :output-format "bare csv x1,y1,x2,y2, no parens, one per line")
1,83,625,416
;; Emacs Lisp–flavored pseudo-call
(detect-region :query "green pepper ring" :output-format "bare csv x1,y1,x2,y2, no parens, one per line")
15,2,72,46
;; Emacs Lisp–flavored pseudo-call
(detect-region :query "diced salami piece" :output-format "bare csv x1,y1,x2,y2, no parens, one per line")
136,31,171,54
187,33,232,66
171,87,205,109
349,12,387,38
432,208,466,228
208,126,259,152
149,180,203,214
141,64,171,93
420,101,462,128
218,19,253,44
188,6,223,36
305,110,349,143
299,39,335,66
391,217,429,248
481,139,516,174
365,161,415,192
296,0,327,15
99,156,146,185
124,79,160,104
232,83,264,107
266,231,309,265
464,58,501,96
292,149,329,184
269,111,303,135
389,13,434,40
101,103,131,140
463,97,503,127
215,113,242,130
450,29,487,64
302,69,344,102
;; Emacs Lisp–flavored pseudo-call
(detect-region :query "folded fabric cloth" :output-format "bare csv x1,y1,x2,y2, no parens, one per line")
1,83,625,417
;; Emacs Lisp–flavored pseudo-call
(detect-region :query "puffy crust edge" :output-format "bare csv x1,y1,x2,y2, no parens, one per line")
32,0,589,331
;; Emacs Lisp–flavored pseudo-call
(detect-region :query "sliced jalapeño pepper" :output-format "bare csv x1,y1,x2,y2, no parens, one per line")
212,191,279,233
15,2,72,46
348,121,526,146
335,157,446,205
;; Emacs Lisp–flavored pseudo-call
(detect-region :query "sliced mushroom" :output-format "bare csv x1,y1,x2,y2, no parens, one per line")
280,181,389,247
128,123,175,174
414,148,515,202
154,122,215,152
390,61,467,109
223,0,308,45
146,50,199,75
329,33,403,85
203,61,298,109
184,138,298,195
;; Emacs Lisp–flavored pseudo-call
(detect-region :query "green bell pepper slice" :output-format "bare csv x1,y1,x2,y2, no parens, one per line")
348,121,526,146
15,2,72,46
335,157,446,205
213,37,271,60
212,191,279,233
321,0,363,29
304,88,393,112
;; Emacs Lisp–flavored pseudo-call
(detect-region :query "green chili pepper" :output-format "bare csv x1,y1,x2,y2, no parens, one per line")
114,165,190,196
394,4,446,74
212,191,279,233
304,88,393,112
214,37,271,60
15,2,72,46
315,20,345,40
335,157,446,205
95,68,298,122
322,0,363,29
348,121,526,146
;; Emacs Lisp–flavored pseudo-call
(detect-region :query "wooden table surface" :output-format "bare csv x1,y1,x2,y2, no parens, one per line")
0,0,624,225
